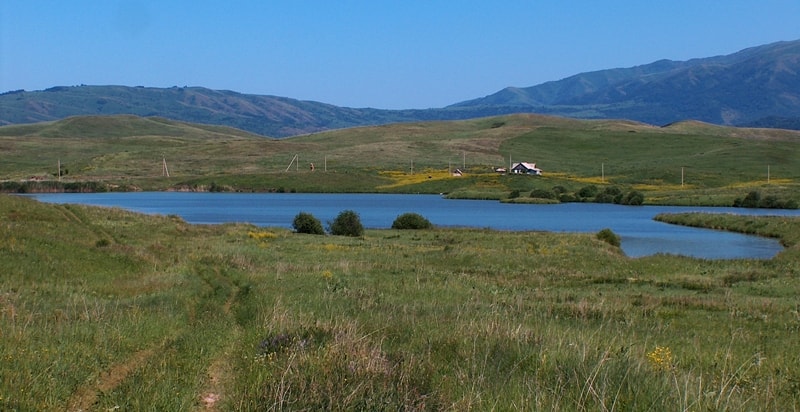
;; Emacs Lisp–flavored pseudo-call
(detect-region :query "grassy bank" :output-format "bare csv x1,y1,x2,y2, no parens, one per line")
2,193,799,410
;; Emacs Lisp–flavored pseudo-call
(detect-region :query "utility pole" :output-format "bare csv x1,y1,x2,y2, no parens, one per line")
162,156,170,177
285,154,298,172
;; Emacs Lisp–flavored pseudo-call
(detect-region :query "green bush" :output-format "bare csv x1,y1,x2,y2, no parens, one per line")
292,212,325,235
578,185,598,199
594,192,616,203
596,228,621,247
329,210,364,237
734,191,798,209
559,193,578,203
621,190,645,206
734,191,761,208
392,212,433,230
530,188,555,199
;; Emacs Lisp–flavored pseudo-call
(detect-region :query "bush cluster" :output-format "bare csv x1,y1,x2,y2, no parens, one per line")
0,181,110,194
526,185,644,205
733,191,798,209
292,211,435,235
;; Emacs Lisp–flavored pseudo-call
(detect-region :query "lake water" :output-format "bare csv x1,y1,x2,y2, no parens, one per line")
26,192,800,259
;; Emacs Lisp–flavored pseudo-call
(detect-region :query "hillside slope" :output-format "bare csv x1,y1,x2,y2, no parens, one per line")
452,40,800,127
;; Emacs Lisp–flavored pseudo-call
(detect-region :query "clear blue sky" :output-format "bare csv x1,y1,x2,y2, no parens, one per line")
2,1,798,109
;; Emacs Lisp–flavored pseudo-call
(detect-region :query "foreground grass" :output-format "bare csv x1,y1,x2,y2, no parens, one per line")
1,194,800,410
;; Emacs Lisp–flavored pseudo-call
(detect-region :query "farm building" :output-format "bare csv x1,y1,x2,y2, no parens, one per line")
511,162,542,176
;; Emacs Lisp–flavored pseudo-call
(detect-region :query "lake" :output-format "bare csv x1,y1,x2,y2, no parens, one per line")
26,192,800,259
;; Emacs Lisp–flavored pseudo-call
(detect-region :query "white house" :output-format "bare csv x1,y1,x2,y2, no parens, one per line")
510,162,542,176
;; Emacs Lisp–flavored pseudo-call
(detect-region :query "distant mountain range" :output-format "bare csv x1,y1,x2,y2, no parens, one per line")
452,39,800,129
2,40,799,137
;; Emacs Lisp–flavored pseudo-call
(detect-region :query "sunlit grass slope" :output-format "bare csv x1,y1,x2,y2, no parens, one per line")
1,114,798,203
2,193,800,409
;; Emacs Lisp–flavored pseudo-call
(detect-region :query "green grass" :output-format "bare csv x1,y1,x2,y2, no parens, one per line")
2,193,800,410
1,114,798,206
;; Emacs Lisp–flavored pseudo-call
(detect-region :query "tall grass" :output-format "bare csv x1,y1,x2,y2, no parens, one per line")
2,194,800,409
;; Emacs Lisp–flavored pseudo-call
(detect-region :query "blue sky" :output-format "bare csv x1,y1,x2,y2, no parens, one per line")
2,1,798,109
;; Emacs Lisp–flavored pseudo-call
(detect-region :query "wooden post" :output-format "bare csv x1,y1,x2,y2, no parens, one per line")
284,154,298,172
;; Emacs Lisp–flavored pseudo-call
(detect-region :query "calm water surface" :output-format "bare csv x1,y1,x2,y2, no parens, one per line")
27,192,800,259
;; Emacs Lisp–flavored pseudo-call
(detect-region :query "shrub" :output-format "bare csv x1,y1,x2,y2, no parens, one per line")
530,188,555,199
734,191,761,208
596,228,621,247
760,195,781,209
508,189,521,199
621,190,645,206
578,185,598,199
329,210,364,237
734,191,797,209
594,186,623,204
292,212,325,235
559,193,578,203
392,212,433,230
594,192,615,203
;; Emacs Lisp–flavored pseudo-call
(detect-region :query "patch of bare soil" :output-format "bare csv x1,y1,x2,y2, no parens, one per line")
197,285,241,411
66,346,157,411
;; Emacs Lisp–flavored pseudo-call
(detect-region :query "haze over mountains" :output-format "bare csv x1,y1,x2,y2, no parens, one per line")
2,39,799,137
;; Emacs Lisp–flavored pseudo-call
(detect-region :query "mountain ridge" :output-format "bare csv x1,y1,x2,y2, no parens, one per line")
2,39,799,137
452,40,800,127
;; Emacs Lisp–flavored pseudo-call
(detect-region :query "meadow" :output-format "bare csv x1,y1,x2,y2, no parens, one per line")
2,193,799,410
1,114,799,409
1,114,799,207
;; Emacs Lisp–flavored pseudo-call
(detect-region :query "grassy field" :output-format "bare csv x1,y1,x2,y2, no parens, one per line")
2,193,800,410
1,114,798,206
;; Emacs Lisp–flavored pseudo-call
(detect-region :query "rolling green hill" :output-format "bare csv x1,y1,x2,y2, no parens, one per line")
1,114,798,205
3,40,799,137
